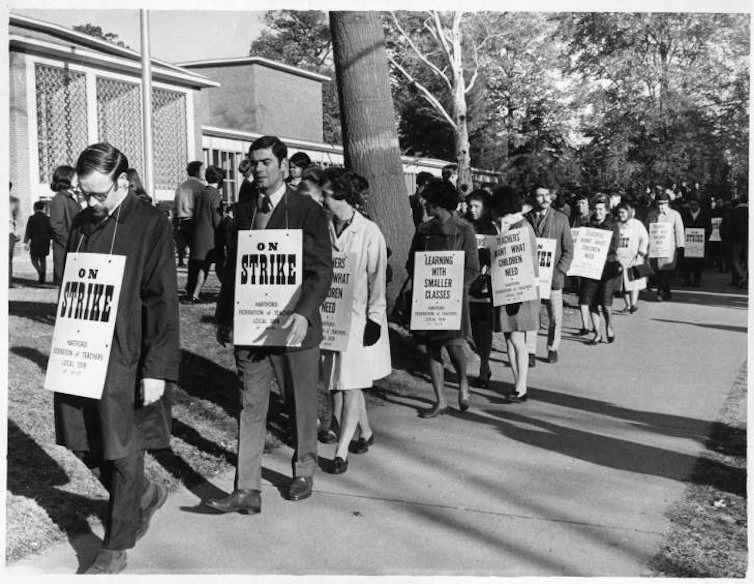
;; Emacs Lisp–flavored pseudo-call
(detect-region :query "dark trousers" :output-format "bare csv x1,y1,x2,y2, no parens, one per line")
656,270,672,297
53,241,66,283
234,345,319,490
31,254,47,283
76,449,149,551
177,219,193,266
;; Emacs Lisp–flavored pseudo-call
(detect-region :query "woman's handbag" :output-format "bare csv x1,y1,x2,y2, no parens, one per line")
628,262,653,281
468,273,492,299
601,260,624,281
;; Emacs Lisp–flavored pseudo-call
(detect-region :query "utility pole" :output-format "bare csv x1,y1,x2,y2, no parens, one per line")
140,9,154,200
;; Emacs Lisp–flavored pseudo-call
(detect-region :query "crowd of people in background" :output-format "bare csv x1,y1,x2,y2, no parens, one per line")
5,137,750,573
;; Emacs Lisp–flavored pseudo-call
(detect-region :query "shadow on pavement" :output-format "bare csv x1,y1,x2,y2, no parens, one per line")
10,346,49,370
6,420,105,571
8,300,58,326
650,318,747,334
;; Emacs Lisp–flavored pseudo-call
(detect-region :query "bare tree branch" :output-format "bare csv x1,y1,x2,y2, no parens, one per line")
388,55,457,129
391,12,453,92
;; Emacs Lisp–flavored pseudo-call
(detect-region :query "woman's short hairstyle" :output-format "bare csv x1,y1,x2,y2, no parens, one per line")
416,171,434,188
127,168,147,197
75,143,129,181
592,195,609,209
423,178,459,212
466,189,491,208
615,201,631,213
490,185,523,217
325,170,367,208
205,165,225,185
301,164,325,186
289,152,312,169
50,165,76,192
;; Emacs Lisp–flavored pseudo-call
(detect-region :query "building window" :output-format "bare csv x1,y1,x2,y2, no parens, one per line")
96,76,144,174
35,64,88,184
153,88,187,189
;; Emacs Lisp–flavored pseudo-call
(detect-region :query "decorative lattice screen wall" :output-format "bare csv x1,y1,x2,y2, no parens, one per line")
96,76,144,173
152,88,188,189
35,64,89,184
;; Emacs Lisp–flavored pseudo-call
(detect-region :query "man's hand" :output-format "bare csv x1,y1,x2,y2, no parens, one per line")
141,378,165,406
215,323,232,346
282,313,308,346
24,242,30,252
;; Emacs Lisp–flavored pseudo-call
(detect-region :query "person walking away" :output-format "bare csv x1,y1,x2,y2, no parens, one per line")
615,202,649,313
580,197,621,343
54,143,179,573
49,166,81,284
320,171,391,474
490,185,539,402
525,185,574,365
23,200,53,283
646,191,685,301
407,178,479,418
208,135,333,511
237,159,256,205
466,189,496,388
127,168,151,204
173,161,204,277
185,165,223,303
409,171,434,227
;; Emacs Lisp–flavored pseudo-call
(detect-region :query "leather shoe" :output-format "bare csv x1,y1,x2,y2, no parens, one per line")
348,433,374,454
318,429,338,444
135,482,168,541
419,404,448,419
84,549,127,574
528,354,536,368
327,457,348,474
507,390,528,403
547,350,558,364
288,476,313,501
204,489,261,514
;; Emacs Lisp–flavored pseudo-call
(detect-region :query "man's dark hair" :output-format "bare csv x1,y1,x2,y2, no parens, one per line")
238,159,252,175
51,165,76,192
34,201,45,211
466,189,491,207
249,135,287,163
416,171,434,188
186,161,204,178
491,185,523,217
205,165,225,185
289,152,311,169
423,178,459,211
76,143,128,180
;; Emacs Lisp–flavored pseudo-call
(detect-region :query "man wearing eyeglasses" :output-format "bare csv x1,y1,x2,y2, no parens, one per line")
54,143,179,574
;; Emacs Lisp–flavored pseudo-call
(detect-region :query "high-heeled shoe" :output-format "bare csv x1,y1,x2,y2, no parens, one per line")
607,333,615,344
507,390,528,403
458,391,471,412
588,336,602,345
419,404,448,419
474,371,491,389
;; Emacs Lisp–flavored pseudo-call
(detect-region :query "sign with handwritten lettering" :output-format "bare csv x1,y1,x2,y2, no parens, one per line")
536,238,557,300
233,229,302,346
411,251,464,330
567,228,612,280
648,223,674,258
320,252,357,352
709,217,722,242
45,253,126,399
491,228,538,306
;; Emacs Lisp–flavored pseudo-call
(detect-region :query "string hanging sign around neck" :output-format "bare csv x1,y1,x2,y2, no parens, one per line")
45,205,126,399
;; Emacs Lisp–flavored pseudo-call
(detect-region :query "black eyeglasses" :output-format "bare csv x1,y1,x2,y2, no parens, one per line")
76,181,117,202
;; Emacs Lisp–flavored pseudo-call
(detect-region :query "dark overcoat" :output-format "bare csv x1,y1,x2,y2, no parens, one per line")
54,194,180,460
190,185,222,261
24,211,53,257
215,186,333,349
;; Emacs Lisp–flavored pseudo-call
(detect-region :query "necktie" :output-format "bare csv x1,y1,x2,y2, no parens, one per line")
260,194,272,213
253,194,273,230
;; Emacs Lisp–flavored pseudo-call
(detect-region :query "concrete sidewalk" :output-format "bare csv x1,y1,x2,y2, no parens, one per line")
7,273,747,576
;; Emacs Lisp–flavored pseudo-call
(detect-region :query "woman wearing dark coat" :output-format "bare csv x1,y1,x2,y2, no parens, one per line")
49,165,82,283
186,165,223,303
407,179,480,418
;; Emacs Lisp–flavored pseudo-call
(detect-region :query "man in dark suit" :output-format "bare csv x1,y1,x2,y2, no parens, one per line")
208,136,333,513
679,193,710,287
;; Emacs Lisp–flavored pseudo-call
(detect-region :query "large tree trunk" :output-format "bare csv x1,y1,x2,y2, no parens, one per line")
330,11,414,305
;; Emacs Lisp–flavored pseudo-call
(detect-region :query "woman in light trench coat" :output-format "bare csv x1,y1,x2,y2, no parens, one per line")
320,170,391,475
